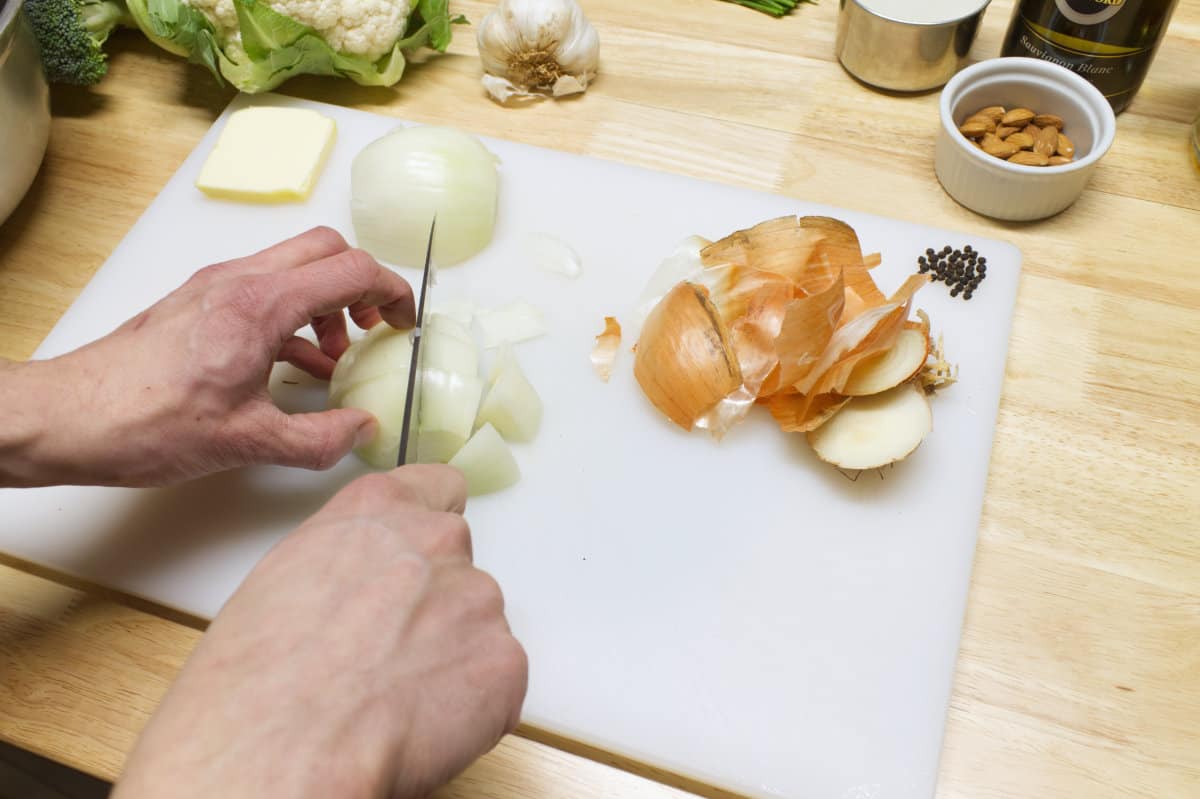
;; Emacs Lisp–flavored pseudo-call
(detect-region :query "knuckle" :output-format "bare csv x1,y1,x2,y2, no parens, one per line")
466,568,506,616
431,513,472,556
307,225,347,252
490,634,529,722
345,472,404,503
189,262,230,288
214,275,270,323
302,423,342,472
333,248,378,284
381,549,433,587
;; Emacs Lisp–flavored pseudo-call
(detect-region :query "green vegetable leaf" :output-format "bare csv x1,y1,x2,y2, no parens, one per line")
124,0,467,93
125,0,223,81
405,0,468,53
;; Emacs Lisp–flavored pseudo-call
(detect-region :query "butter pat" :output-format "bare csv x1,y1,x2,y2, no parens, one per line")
196,107,336,203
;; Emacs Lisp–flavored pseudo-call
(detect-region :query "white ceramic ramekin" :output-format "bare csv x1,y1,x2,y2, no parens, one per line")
935,57,1116,221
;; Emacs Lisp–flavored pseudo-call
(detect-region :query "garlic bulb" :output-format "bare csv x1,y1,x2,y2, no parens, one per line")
476,0,600,104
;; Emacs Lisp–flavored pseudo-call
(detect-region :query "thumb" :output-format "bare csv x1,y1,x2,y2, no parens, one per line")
261,407,377,471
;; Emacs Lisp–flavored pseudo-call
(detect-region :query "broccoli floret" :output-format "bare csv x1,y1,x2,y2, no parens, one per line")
23,0,131,85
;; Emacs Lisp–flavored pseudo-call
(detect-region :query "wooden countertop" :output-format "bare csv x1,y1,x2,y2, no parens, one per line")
1,1,1198,796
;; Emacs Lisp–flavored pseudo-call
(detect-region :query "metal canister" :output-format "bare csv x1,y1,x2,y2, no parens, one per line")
835,0,992,92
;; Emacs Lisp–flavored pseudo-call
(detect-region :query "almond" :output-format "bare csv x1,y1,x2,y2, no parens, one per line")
1034,113,1065,129
1034,125,1059,157
958,120,990,138
1048,156,1074,165
996,125,1018,139
964,114,997,133
1056,132,1076,158
982,137,1021,158
1005,131,1035,149
1001,108,1035,126
974,106,1006,123
1009,150,1050,166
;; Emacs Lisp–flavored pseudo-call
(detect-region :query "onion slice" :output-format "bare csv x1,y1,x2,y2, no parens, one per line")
525,232,582,278
478,301,547,348
448,423,521,496
476,345,542,442
807,382,932,469
842,328,930,397
591,317,621,382
634,282,742,431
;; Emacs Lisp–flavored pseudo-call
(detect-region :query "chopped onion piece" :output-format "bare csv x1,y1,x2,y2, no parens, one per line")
449,423,521,496
476,345,542,442
525,232,582,278
478,301,546,348
351,126,499,267
417,369,484,465
432,301,476,328
807,383,932,470
423,318,479,377
842,328,930,397
590,317,621,382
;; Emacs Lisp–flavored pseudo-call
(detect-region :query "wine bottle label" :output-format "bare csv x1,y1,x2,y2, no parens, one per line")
1001,0,1178,113
1054,0,1125,26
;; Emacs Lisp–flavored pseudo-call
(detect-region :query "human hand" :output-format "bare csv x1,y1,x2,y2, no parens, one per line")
0,227,413,487
113,465,528,799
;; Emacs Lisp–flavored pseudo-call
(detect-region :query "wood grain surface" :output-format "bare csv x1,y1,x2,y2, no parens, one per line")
1,0,1198,796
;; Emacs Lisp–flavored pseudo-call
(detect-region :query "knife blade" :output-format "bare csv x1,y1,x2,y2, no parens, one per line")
397,218,435,466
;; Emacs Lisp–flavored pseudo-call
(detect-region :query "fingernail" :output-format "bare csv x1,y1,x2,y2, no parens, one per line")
354,421,377,448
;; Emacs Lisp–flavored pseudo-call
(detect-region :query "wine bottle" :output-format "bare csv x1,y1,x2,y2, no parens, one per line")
1000,0,1180,114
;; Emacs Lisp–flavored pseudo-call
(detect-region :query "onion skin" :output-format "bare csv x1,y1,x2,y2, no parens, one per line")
634,282,742,431
764,392,850,433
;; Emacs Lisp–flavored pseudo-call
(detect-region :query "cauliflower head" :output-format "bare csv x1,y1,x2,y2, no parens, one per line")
124,0,464,92
186,0,409,60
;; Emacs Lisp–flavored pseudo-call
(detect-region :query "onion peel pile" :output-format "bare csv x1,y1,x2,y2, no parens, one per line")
633,215,955,470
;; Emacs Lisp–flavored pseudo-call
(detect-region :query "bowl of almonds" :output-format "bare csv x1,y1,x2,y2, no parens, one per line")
935,57,1116,221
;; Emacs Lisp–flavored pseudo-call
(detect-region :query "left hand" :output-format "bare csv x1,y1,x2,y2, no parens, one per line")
5,227,413,487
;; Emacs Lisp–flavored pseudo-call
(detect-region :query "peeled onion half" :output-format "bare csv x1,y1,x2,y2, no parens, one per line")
351,126,499,267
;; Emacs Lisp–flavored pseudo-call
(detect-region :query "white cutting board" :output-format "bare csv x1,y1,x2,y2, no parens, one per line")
1,95,1020,799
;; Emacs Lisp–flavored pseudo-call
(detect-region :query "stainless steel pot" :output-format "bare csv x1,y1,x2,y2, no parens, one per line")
0,0,51,225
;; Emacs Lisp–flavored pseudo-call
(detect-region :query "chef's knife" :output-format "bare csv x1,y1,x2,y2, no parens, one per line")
397,218,435,466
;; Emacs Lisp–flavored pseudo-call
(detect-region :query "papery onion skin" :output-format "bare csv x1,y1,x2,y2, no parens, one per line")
351,126,499,267
591,316,622,382
634,282,742,431
764,392,850,433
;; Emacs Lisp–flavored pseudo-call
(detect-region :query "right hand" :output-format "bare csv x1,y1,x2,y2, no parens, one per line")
113,465,528,799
